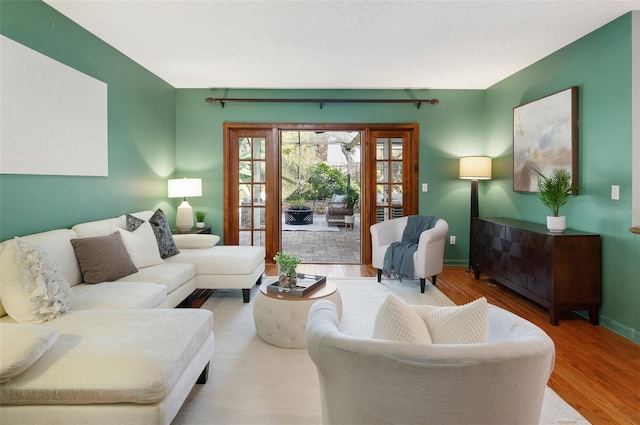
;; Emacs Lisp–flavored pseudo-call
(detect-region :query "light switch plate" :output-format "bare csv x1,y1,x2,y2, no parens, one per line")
611,185,620,200
422,183,428,192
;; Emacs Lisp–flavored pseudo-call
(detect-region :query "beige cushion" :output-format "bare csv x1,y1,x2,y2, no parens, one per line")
0,309,213,404
71,232,138,284
0,238,72,323
112,222,164,269
418,297,489,344
71,282,166,310
172,234,220,249
0,322,59,383
117,262,196,295
373,293,432,343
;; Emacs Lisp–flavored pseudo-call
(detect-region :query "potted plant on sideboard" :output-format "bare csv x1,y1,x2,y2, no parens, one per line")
535,167,578,233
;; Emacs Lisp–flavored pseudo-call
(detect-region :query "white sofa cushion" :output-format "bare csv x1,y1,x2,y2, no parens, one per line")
167,245,263,276
0,238,72,323
0,309,213,404
117,262,196,295
112,222,164,269
373,294,432,343
0,322,59,383
71,282,166,310
172,234,220,249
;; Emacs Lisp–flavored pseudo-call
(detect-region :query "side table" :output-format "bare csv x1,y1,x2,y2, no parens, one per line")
253,280,342,349
172,227,211,235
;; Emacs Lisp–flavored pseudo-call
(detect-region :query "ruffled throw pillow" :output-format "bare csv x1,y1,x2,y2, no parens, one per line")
0,238,72,323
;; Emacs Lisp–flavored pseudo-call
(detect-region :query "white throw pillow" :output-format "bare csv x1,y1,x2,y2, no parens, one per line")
0,322,59,383
0,238,72,323
418,297,489,344
113,222,164,268
373,293,432,343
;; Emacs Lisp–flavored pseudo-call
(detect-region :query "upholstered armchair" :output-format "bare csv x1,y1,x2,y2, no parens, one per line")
370,216,448,292
306,300,555,425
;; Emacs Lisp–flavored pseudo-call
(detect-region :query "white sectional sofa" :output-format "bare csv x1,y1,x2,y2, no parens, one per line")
0,209,265,424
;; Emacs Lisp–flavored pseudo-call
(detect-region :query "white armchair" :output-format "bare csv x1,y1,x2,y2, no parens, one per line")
306,300,555,425
370,216,448,292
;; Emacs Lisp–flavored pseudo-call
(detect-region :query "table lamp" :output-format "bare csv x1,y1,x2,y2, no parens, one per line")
459,156,492,272
168,178,202,232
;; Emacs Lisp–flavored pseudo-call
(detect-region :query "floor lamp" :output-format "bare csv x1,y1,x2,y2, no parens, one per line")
168,178,202,232
459,156,492,272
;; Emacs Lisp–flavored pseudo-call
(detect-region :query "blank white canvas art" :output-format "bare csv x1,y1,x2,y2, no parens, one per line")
0,35,108,176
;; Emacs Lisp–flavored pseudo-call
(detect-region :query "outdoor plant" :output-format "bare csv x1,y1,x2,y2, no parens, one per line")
535,168,578,216
195,210,207,222
344,185,360,210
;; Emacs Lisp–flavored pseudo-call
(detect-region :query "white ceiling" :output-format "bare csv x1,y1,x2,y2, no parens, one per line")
44,0,639,89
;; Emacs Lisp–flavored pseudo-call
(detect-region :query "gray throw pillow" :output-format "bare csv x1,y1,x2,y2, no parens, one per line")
71,232,138,284
148,209,180,259
126,213,145,231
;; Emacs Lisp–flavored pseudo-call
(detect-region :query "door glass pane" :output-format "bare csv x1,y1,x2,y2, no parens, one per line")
239,137,251,159
254,162,265,183
391,138,403,159
239,162,251,182
254,184,266,205
239,207,251,229
254,207,265,229
253,137,265,159
376,163,388,183
391,162,403,183
376,138,388,159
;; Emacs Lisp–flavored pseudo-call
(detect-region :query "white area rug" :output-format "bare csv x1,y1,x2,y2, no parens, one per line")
173,278,590,425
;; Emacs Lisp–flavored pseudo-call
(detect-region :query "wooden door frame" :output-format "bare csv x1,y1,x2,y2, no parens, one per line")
223,122,419,265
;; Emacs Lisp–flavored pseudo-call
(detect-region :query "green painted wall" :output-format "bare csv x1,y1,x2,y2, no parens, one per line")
176,88,486,265
484,13,639,341
0,1,177,240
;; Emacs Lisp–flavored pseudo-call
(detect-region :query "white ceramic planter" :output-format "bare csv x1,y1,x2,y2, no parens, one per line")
546,216,566,233
196,222,205,229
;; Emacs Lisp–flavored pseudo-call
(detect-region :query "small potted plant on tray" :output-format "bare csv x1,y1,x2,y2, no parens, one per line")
274,251,302,291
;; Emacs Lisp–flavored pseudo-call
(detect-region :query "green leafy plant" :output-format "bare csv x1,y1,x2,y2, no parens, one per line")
344,185,360,210
535,168,578,217
273,251,302,277
195,211,207,222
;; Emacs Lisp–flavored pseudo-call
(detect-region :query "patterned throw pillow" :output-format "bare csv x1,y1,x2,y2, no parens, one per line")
147,209,180,259
126,213,145,232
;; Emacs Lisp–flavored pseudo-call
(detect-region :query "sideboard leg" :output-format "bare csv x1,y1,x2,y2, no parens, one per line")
589,305,600,325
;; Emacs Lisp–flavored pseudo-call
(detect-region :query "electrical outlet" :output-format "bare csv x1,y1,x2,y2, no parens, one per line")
449,236,456,245
611,185,620,200
422,183,428,192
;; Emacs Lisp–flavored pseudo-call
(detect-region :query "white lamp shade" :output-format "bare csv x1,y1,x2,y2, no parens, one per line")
168,178,202,198
459,156,492,180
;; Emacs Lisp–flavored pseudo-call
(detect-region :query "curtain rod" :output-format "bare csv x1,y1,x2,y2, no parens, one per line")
204,97,439,109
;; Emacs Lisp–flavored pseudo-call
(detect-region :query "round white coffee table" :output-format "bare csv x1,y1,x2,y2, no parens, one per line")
253,280,342,348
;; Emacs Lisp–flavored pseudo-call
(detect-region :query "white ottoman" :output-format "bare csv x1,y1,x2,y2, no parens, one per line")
253,281,342,348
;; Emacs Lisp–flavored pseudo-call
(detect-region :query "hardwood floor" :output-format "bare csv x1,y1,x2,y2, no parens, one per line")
273,263,640,425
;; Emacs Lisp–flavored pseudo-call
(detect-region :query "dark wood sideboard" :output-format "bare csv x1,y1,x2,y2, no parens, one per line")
472,217,601,325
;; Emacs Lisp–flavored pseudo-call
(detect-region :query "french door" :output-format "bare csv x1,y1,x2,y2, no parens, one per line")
224,123,418,265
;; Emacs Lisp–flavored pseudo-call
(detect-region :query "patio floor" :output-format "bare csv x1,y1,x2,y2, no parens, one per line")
282,213,361,263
